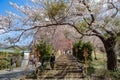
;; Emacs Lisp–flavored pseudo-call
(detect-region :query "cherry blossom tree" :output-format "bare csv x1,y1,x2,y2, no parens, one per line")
0,0,120,71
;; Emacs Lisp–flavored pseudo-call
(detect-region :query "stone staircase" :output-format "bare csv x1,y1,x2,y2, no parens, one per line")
38,54,84,79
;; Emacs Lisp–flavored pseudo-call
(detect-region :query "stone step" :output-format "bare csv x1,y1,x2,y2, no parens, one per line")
56,60,77,62
39,73,83,79
40,69,82,72
55,64,80,66
54,68,81,71
39,76,83,79
39,71,82,78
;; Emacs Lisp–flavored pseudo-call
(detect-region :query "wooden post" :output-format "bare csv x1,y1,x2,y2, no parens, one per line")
35,48,41,79
76,48,78,58
36,50,39,67
83,48,88,75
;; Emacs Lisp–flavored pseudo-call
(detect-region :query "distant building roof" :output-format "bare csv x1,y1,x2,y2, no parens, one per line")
0,49,30,53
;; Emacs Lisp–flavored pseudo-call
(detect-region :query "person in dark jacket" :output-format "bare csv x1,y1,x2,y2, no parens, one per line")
50,54,55,70
10,57,13,71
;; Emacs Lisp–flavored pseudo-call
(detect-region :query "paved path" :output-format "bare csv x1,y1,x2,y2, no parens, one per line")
0,65,34,80
38,54,84,80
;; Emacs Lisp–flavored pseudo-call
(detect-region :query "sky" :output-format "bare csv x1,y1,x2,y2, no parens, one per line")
0,0,30,15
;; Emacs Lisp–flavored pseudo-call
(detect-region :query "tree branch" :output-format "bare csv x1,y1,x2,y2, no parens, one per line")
82,0,95,26
34,22,97,37
109,2,119,18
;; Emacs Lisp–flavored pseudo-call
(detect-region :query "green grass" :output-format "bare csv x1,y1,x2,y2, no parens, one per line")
89,52,120,80
91,52,120,69
91,52,107,69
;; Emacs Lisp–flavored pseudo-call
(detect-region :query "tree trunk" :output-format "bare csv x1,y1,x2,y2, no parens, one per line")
103,37,117,71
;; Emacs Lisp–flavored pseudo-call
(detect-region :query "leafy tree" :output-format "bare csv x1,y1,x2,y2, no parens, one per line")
0,0,120,71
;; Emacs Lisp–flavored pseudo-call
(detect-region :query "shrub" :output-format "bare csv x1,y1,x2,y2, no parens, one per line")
0,50,23,70
110,69,120,79
0,59,9,70
35,40,53,62
73,40,93,61
87,66,95,75
0,52,10,70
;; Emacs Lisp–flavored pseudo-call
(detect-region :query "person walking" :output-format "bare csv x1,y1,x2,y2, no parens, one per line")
10,57,13,71
50,54,55,70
